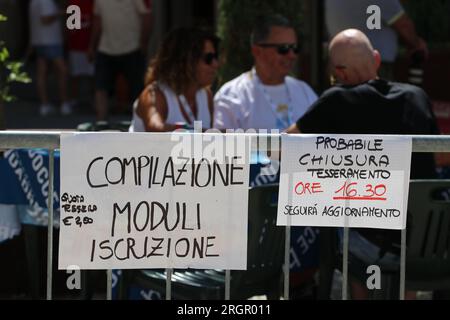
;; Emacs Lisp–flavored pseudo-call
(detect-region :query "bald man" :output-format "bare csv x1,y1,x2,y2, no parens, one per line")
286,29,437,143
287,29,439,299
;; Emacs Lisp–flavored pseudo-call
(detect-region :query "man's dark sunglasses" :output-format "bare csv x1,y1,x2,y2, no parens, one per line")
203,52,219,65
257,43,300,55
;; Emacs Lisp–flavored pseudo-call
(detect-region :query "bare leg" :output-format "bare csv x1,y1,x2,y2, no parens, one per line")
53,58,68,104
87,76,95,106
350,279,369,300
71,76,79,104
405,290,417,300
95,90,108,120
36,57,49,105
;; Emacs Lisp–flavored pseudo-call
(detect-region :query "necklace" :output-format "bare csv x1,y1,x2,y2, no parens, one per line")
251,68,293,130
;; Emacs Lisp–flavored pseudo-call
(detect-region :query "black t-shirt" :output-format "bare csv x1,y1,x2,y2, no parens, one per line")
296,79,440,253
297,79,439,178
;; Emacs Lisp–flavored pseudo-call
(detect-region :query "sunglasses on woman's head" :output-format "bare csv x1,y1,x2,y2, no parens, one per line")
202,52,219,65
257,43,300,55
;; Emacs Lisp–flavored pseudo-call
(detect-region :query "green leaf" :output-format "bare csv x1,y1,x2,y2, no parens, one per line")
0,87,13,102
5,61,31,84
0,47,9,62
14,73,32,84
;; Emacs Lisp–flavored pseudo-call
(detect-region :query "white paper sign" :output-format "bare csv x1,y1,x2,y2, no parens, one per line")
59,132,251,270
278,134,412,229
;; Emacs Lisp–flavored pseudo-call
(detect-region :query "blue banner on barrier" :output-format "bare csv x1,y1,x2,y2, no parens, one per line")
249,152,320,274
0,149,60,226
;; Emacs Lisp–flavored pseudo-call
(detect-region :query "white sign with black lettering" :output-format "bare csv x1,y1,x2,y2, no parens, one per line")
278,134,412,229
59,132,251,270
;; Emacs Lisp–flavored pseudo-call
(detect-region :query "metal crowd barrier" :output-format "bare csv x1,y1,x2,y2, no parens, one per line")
1,131,450,300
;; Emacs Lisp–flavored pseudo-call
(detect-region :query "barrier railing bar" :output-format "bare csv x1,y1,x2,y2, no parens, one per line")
46,149,54,300
342,227,349,300
400,229,407,300
166,268,172,300
0,131,60,149
247,134,450,153
107,270,112,300
2,132,450,153
225,270,230,300
342,188,351,300
284,225,290,300
284,167,292,300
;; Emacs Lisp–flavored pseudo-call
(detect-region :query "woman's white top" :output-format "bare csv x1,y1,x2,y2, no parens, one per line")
129,83,211,132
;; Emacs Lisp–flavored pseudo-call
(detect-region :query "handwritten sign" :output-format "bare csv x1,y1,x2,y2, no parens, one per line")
59,132,251,270
278,134,412,229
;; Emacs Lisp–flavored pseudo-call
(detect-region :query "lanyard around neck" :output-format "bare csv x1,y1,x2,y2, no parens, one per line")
251,68,293,130
178,94,197,125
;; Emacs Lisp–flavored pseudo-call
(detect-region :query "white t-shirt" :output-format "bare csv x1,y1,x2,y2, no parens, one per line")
213,70,318,130
94,0,150,55
29,0,63,46
129,83,211,132
261,83,291,129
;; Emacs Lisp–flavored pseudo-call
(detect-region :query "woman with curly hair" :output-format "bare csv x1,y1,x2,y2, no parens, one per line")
129,27,220,132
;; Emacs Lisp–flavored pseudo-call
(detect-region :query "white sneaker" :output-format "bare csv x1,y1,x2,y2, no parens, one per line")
39,104,56,116
61,102,73,116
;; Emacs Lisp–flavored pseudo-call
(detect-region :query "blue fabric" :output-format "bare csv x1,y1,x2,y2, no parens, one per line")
111,269,163,300
34,45,64,60
0,149,60,226
337,228,399,270
249,151,319,273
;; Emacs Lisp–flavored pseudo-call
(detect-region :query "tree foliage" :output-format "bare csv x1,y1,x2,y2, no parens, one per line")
0,13,30,129
216,0,303,84
0,14,31,103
